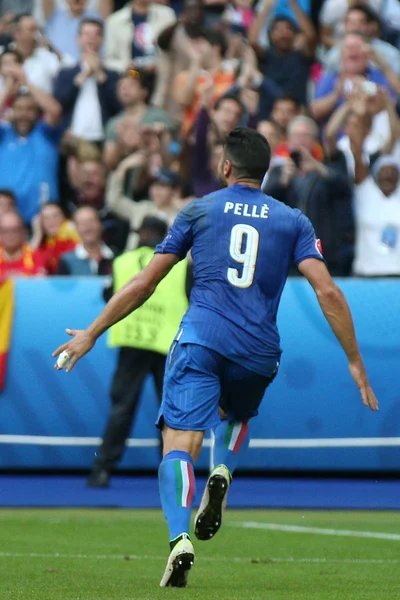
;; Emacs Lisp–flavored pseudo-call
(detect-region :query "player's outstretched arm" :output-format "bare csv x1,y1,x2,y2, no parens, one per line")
52,254,179,372
298,258,379,412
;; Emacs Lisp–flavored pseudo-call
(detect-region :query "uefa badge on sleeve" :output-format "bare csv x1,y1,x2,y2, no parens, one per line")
315,239,323,256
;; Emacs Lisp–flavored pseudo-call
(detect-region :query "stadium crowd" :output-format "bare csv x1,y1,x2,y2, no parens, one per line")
0,0,400,280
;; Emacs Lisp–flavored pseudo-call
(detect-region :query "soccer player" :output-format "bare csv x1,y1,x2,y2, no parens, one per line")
53,127,378,588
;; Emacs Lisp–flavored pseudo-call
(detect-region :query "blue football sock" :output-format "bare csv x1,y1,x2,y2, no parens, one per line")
212,420,250,477
158,450,196,542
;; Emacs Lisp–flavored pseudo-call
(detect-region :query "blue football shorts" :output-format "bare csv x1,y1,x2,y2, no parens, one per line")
156,341,279,431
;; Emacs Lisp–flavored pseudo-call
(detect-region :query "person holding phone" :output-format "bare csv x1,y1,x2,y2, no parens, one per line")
263,115,354,276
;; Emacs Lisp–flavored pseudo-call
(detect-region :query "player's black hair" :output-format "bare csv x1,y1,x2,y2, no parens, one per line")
223,127,271,182
78,18,104,35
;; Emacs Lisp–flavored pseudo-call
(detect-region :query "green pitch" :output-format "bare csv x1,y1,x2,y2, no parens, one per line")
2,509,400,600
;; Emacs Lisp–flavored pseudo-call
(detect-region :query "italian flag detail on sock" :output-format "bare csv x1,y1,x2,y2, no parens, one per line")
174,461,195,508
225,422,249,453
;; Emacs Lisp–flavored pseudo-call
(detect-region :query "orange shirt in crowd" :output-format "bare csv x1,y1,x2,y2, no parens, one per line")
275,142,325,162
38,220,80,275
175,69,236,136
0,244,46,280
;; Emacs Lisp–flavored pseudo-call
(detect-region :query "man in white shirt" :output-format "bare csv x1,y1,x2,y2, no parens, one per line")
11,13,61,93
53,18,121,142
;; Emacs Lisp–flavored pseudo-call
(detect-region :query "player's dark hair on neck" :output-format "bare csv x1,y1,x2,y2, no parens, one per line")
224,127,271,183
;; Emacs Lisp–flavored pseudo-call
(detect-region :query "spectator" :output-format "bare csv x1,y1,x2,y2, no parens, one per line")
352,151,400,276
323,4,400,78
263,115,354,275
250,0,311,48
153,0,205,122
190,91,243,197
87,216,190,488
57,205,113,275
319,0,381,48
257,119,280,155
65,156,105,212
107,117,175,203
0,210,46,279
35,0,112,26
107,164,181,250
0,49,24,121
10,13,61,93
258,118,281,189
0,84,62,225
104,0,176,73
249,0,316,118
253,0,312,46
174,30,236,136
222,0,255,38
0,189,15,216
103,68,173,171
65,156,129,253
381,0,400,48
53,18,121,142
0,11,14,47
58,136,95,204
43,0,103,62
30,201,80,274
269,112,325,164
325,85,400,176
311,33,395,124
270,94,301,142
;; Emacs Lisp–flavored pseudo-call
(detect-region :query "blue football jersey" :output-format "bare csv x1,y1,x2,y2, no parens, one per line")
155,184,324,375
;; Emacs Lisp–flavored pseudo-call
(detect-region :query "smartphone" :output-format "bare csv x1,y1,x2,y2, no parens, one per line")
290,150,301,168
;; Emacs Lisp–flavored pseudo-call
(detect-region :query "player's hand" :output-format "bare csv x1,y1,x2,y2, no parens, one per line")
349,359,379,411
52,329,96,373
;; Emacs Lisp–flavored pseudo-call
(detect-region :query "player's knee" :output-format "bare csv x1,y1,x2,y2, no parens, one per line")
162,426,204,462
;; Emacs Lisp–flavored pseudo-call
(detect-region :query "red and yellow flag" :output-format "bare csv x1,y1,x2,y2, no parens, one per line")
0,278,14,391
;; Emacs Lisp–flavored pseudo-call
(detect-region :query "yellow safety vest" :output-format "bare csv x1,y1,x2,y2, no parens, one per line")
109,246,188,355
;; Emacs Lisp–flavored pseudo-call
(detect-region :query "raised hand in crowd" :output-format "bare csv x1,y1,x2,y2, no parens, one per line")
115,116,141,156
280,159,297,187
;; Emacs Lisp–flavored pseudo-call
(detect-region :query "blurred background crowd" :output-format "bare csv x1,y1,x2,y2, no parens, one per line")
1,0,400,281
